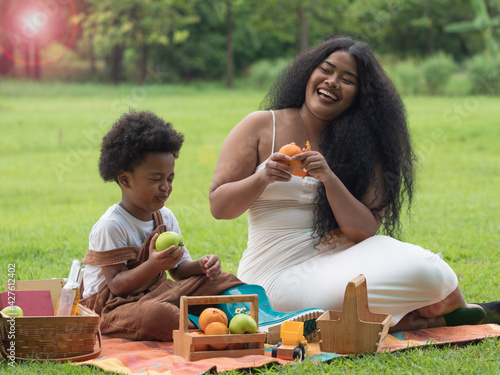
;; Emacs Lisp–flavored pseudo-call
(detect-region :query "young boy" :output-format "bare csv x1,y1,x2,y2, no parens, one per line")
80,110,243,341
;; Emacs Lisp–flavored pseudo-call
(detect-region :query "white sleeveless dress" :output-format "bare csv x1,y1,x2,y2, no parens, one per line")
237,111,458,325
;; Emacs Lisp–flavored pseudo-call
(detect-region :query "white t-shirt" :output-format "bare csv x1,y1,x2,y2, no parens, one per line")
82,204,192,298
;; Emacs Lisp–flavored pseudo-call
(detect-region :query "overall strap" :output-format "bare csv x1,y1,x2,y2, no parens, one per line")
153,210,164,228
83,247,138,266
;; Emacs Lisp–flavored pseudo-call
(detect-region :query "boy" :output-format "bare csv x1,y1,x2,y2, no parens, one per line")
80,110,243,341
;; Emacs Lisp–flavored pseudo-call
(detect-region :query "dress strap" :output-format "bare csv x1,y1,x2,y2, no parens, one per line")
270,110,276,155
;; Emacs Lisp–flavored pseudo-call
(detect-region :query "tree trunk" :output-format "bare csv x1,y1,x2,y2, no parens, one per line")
297,5,309,55
226,0,233,89
136,44,149,85
34,38,41,80
23,42,30,78
427,20,434,56
110,44,124,84
0,36,15,75
88,33,97,74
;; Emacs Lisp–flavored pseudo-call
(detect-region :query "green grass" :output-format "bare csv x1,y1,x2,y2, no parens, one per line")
0,80,499,374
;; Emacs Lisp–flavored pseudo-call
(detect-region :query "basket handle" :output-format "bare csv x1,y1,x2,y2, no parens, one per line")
0,328,103,363
340,274,369,322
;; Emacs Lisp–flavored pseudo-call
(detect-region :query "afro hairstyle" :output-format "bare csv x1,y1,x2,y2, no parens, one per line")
99,110,184,183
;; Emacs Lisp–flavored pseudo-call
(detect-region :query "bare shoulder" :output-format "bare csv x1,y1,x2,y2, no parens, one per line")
232,110,273,134
214,111,274,180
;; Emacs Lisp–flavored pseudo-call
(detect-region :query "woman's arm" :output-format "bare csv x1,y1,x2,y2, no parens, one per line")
297,152,385,243
209,111,293,219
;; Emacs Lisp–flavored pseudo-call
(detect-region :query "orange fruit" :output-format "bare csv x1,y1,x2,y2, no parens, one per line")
279,142,302,157
198,308,228,332
204,322,230,350
189,330,210,351
227,342,244,350
278,141,311,178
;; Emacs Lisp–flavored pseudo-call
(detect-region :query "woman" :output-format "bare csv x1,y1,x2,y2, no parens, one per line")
209,35,491,331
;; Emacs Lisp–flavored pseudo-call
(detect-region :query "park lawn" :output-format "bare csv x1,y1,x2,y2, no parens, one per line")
0,80,499,374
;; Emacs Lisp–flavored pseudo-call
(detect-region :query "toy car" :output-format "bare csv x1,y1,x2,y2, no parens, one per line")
270,321,307,361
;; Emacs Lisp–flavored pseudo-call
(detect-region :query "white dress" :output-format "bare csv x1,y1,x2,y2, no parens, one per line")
237,111,458,325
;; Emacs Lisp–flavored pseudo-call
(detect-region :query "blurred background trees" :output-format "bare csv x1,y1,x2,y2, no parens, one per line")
0,0,498,94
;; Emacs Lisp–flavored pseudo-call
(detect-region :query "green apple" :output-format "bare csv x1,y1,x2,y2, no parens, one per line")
229,313,258,334
1,305,23,317
155,231,184,253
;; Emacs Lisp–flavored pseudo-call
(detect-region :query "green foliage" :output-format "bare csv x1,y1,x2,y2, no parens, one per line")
246,58,290,89
388,59,424,96
2,0,499,87
465,54,500,95
421,52,456,95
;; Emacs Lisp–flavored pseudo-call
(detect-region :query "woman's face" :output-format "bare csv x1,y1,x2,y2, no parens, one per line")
304,50,359,122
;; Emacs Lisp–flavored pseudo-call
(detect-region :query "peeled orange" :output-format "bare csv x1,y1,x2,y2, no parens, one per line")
198,308,228,332
279,143,302,157
278,141,311,178
204,322,230,349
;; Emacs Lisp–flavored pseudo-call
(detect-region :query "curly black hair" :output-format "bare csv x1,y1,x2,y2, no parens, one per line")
261,35,416,240
99,110,184,183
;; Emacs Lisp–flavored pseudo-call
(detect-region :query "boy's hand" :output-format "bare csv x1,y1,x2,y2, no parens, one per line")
149,233,185,272
199,254,222,281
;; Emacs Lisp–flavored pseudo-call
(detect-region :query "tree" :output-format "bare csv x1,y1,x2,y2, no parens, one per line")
226,0,233,88
445,0,500,57
84,0,198,84
246,0,349,57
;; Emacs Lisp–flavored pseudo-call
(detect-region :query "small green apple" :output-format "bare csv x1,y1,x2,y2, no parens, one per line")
155,231,184,253
1,305,24,317
229,313,258,334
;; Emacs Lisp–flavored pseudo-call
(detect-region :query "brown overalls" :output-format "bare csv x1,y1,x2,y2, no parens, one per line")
80,210,243,341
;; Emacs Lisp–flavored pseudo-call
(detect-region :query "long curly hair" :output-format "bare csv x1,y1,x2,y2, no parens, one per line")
99,110,184,183
261,35,416,240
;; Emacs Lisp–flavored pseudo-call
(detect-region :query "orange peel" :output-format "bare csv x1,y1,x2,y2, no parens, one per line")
278,141,311,178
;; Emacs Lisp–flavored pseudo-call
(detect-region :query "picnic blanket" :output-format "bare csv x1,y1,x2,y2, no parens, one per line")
74,324,500,374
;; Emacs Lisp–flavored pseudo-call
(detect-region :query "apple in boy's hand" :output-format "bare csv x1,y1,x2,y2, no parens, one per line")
229,313,258,334
1,305,24,317
155,231,184,253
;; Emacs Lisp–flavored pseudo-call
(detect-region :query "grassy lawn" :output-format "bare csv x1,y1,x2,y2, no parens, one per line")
1,80,499,374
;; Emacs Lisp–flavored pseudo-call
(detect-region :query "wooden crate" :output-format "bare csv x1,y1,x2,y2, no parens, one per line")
316,274,391,354
173,295,266,361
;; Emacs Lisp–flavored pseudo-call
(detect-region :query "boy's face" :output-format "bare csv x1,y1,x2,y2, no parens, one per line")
118,152,175,221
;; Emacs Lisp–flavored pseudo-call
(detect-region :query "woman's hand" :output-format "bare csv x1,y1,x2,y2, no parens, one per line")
261,152,296,183
148,233,185,272
291,151,334,182
199,254,222,280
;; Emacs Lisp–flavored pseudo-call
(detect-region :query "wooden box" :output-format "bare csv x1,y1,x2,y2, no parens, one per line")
173,294,266,361
316,274,391,354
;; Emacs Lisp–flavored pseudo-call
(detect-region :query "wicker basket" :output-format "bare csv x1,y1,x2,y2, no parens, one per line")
0,279,101,362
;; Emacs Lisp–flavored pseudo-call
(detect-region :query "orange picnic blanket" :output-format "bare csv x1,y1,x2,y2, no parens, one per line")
74,324,500,374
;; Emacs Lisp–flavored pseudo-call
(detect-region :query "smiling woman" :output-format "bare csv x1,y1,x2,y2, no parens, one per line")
209,35,497,333
304,51,359,122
